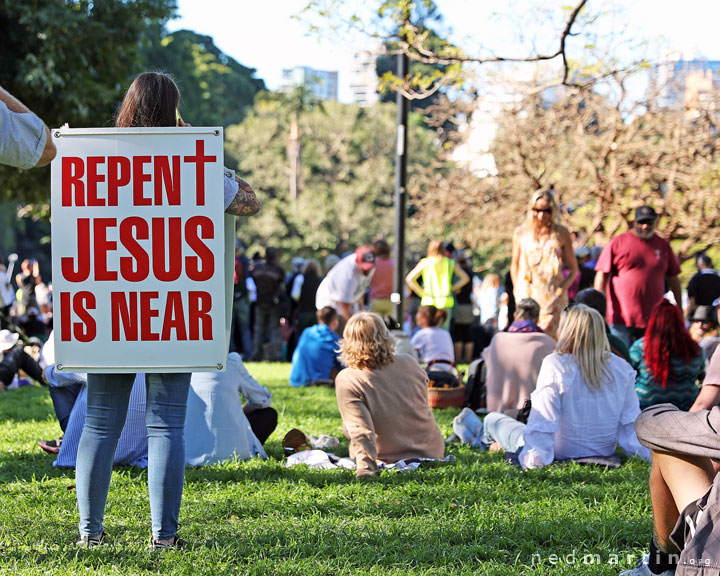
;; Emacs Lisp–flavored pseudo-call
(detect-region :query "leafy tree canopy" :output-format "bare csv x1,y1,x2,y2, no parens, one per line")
224,98,436,262
0,0,177,206
141,28,265,127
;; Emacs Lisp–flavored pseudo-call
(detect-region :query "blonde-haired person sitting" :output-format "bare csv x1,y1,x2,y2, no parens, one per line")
479,305,649,469
335,312,444,477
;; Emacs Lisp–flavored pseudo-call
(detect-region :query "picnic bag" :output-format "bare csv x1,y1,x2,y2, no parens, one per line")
463,357,487,410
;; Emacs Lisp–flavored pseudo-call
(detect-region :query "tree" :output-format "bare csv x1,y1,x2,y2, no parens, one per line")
224,99,436,259
0,0,177,205
300,0,595,100
408,75,720,268
257,85,323,201
141,28,265,127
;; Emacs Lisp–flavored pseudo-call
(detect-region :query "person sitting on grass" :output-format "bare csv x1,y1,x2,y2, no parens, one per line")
574,288,631,362
479,304,649,469
630,299,705,411
619,348,720,576
411,305,455,372
688,304,719,366
0,328,46,390
483,298,555,417
49,369,150,468
335,312,444,477
290,306,343,387
185,352,277,465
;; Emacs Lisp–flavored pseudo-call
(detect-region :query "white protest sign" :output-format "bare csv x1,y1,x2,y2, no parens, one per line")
50,127,228,373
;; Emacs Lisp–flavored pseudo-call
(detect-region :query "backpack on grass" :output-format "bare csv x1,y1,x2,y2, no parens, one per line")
463,357,486,411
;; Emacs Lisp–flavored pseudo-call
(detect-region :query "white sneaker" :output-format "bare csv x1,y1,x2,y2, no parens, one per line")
619,555,675,576
452,408,482,444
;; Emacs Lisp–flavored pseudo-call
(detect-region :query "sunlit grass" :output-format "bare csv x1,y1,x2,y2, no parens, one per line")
0,363,651,575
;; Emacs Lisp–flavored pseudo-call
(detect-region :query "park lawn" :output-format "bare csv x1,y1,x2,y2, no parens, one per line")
0,363,652,575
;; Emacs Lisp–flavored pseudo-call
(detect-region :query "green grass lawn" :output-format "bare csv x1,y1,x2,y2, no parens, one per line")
0,363,652,575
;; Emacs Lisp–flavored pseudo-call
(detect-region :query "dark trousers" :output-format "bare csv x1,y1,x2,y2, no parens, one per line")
0,346,43,386
252,307,282,361
49,383,83,432
246,407,278,445
230,296,252,359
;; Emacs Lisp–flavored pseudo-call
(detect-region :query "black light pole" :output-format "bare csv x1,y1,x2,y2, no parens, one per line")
392,52,409,325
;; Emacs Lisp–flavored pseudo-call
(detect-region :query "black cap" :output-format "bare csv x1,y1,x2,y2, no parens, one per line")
635,205,658,223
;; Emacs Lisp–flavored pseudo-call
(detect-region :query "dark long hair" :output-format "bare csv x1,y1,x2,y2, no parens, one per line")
644,299,700,389
115,72,180,128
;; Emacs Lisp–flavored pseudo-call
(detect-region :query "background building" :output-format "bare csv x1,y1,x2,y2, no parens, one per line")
656,58,720,113
280,66,338,101
349,50,380,108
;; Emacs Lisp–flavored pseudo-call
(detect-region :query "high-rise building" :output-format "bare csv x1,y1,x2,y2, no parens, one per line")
280,66,338,101
656,58,720,114
350,50,379,108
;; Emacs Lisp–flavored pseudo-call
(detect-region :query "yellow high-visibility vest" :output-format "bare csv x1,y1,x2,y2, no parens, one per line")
420,257,454,309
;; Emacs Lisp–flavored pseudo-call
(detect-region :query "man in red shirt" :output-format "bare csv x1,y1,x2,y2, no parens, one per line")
368,239,394,317
594,206,681,347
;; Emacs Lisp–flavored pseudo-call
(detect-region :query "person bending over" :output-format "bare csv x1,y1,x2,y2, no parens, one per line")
0,329,45,390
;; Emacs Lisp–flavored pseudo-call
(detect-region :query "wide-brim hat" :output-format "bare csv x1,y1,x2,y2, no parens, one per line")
0,330,20,352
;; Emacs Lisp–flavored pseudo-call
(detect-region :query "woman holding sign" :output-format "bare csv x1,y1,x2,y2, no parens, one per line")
75,72,260,549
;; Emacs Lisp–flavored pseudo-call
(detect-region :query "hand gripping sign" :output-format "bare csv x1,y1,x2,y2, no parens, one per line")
51,127,232,373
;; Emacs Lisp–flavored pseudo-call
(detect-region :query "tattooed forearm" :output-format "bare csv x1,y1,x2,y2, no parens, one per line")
225,176,261,216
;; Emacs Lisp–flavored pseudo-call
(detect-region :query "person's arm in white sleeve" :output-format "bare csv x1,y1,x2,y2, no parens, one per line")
291,274,304,302
231,353,272,410
518,360,561,470
0,87,56,168
616,366,650,460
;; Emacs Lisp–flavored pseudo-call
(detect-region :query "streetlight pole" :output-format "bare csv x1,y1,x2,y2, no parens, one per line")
392,52,409,326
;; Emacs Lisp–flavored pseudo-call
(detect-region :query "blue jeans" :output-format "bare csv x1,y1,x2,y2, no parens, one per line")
609,324,645,348
76,372,190,540
481,412,526,452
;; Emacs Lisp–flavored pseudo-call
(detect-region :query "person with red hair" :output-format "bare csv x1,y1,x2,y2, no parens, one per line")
629,299,705,411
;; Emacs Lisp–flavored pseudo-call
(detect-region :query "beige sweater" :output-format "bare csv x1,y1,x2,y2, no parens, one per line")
483,331,556,415
335,354,445,477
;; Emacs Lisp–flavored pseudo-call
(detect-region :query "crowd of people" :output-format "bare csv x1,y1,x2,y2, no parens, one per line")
3,74,720,572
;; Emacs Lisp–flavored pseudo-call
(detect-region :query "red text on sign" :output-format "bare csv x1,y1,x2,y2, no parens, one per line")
110,290,212,342
59,291,97,342
61,216,214,283
61,139,216,207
